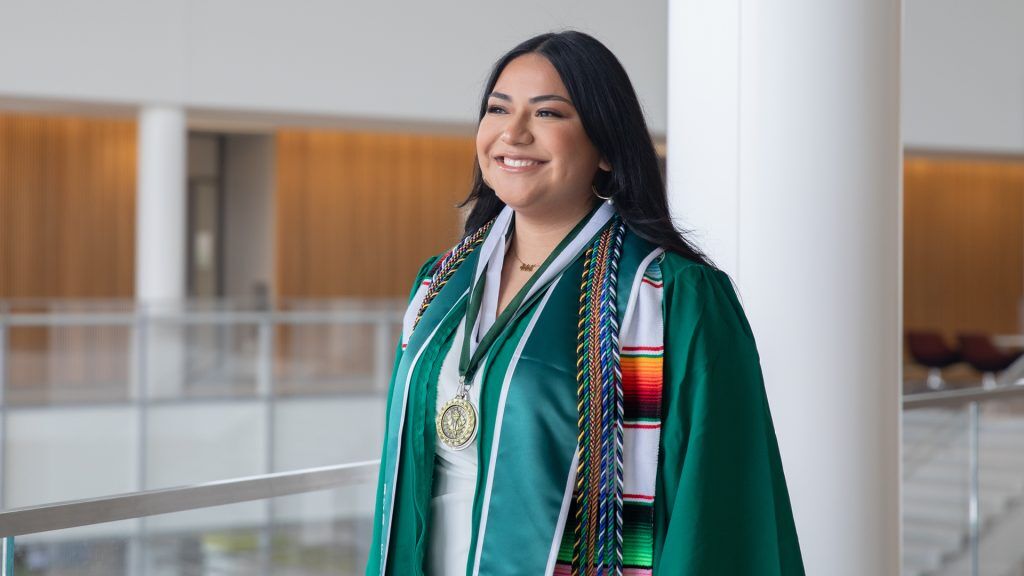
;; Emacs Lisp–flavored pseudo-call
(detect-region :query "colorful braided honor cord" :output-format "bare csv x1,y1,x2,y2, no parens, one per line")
569,217,626,576
412,218,494,331
556,215,662,576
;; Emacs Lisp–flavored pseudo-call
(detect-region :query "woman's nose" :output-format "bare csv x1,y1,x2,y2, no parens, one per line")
500,114,533,145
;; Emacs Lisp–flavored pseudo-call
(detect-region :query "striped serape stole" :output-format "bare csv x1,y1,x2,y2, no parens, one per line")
618,263,664,575
555,225,665,576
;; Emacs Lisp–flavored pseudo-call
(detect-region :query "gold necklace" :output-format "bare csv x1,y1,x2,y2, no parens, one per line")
511,245,538,272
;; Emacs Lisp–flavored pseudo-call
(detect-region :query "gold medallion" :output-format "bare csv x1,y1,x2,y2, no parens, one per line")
436,394,478,450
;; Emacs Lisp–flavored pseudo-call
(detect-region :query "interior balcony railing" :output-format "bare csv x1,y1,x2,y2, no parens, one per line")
0,298,404,575
0,299,402,509
0,460,379,575
0,297,405,405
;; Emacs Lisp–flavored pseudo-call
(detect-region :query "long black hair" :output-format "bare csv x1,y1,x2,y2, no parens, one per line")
460,30,714,267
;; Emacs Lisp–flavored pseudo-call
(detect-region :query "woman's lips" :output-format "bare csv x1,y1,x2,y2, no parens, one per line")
496,156,547,172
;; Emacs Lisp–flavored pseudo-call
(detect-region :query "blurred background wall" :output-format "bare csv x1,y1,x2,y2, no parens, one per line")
0,1,669,132
904,0,1024,153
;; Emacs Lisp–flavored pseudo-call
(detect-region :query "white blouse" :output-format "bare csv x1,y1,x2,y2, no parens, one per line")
427,236,509,575
427,323,481,575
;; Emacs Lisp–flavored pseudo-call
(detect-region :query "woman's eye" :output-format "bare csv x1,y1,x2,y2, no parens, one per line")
537,110,562,118
486,105,506,114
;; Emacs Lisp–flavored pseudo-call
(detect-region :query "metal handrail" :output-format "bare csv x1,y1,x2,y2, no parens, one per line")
902,383,1024,409
0,460,379,538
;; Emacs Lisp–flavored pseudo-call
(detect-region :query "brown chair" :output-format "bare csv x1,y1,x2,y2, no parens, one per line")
957,333,1023,389
906,330,961,390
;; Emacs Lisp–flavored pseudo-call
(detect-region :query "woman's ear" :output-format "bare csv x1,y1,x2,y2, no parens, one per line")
598,158,612,172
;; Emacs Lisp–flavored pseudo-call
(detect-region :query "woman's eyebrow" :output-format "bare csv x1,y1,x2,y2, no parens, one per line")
489,91,573,105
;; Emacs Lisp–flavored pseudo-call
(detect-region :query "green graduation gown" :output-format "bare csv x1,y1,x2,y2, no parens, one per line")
366,211,804,575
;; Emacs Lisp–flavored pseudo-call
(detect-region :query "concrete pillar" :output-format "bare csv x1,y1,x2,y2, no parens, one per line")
135,106,187,399
137,106,186,303
667,2,902,574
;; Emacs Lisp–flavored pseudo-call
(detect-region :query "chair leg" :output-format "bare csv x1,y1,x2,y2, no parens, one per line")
926,368,945,390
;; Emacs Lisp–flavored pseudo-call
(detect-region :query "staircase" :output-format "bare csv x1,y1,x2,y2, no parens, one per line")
903,407,1024,576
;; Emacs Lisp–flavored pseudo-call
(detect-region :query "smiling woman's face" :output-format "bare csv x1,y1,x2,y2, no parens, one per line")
476,53,610,218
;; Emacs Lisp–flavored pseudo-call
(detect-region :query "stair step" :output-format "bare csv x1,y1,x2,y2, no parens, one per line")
904,410,1024,575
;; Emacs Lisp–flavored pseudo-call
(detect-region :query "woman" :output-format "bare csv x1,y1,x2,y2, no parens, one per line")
367,31,804,576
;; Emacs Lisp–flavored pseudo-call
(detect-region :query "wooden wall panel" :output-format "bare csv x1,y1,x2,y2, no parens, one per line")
275,130,476,299
0,113,136,299
904,154,1024,343
0,113,137,397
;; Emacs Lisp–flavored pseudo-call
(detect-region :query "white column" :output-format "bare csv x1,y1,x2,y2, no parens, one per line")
136,105,188,398
137,106,186,303
668,2,901,575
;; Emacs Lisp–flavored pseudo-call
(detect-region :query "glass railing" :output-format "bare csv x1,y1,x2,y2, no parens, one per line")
0,299,394,575
0,298,403,404
0,300,400,514
0,460,379,575
902,385,1024,576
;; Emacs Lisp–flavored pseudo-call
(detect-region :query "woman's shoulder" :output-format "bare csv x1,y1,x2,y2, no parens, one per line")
413,254,443,282
655,250,732,297
401,253,444,303
654,250,756,345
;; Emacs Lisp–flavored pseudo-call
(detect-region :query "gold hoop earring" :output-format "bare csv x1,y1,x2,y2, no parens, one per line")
592,184,613,201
